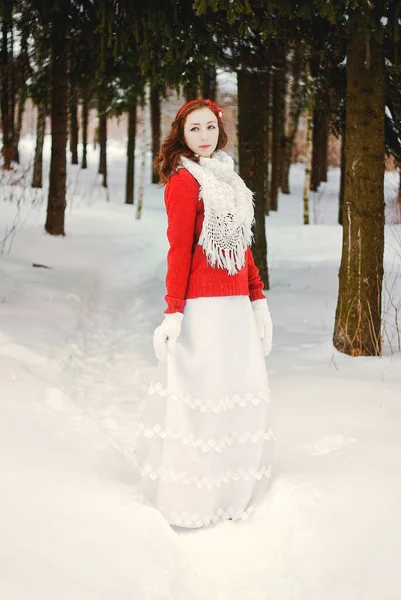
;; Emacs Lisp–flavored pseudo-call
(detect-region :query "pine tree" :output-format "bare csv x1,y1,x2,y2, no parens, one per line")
333,19,385,356
45,0,69,235
280,41,304,195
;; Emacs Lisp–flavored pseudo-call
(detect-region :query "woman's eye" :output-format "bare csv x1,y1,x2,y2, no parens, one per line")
190,127,199,132
208,125,216,129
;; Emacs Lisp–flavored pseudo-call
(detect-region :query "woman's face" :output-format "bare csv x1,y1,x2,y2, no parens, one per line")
183,107,219,158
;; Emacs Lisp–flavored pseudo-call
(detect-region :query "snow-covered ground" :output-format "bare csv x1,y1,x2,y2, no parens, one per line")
1,137,401,600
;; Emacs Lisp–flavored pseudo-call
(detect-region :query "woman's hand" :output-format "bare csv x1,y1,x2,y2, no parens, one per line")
252,299,273,357
153,313,184,361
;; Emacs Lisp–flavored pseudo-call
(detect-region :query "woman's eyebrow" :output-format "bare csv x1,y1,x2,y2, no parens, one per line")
189,120,217,126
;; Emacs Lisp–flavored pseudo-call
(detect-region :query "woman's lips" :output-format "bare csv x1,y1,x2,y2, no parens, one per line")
199,145,211,148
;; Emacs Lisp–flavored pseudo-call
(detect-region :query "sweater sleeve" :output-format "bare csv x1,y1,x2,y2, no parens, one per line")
247,247,266,301
164,170,199,314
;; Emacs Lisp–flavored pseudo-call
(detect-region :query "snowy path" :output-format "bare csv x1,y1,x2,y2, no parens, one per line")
58,197,167,468
60,272,145,467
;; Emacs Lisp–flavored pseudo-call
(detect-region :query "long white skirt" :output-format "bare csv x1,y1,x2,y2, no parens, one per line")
135,295,273,528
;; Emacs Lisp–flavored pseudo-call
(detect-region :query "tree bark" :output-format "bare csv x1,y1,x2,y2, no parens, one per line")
311,109,329,191
202,66,217,101
150,85,161,184
303,100,314,225
397,165,401,223
399,166,401,199
136,143,146,220
321,123,328,183
262,68,271,216
238,70,269,289
32,103,46,188
266,64,274,212
1,0,12,170
125,98,137,205
270,53,286,211
277,63,286,193
310,110,321,191
333,27,385,356
280,41,303,194
302,57,314,226
45,1,68,236
11,83,27,164
338,131,345,225
136,96,148,220
81,95,88,169
98,100,107,188
280,145,291,195
69,85,79,164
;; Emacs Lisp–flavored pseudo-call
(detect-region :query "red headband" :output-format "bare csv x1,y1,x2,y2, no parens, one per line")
177,99,224,120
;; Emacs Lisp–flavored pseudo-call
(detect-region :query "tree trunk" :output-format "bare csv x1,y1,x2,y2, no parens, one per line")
69,85,79,164
32,103,46,188
11,84,27,164
125,98,137,205
338,132,345,225
333,27,385,356
310,110,321,191
136,96,148,220
98,102,107,188
1,0,12,170
266,64,274,212
399,166,401,199
81,95,88,169
136,145,146,220
321,124,328,183
311,110,329,191
303,62,314,226
45,1,68,236
150,85,161,184
280,41,303,194
303,108,313,224
270,55,286,211
10,18,16,143
238,69,269,289
202,66,217,101
262,68,271,216
280,145,292,195
397,165,401,223
277,66,286,193
184,83,198,102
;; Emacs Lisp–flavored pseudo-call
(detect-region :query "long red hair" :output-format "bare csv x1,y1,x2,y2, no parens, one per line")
154,99,228,184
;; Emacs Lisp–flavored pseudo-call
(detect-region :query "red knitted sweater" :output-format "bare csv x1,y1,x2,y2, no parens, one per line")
164,167,266,314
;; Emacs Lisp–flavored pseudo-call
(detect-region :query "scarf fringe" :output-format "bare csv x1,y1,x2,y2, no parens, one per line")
199,226,254,276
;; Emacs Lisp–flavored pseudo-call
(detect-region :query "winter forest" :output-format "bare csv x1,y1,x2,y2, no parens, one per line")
1,0,401,598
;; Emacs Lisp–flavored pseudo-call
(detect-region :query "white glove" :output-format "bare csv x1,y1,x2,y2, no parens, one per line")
252,299,273,357
153,313,183,361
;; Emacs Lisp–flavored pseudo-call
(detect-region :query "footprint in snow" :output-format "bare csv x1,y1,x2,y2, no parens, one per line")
304,435,357,456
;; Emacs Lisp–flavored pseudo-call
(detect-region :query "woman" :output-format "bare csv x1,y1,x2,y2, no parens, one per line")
135,99,273,528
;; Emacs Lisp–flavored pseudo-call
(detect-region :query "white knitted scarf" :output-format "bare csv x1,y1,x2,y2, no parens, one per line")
180,151,255,275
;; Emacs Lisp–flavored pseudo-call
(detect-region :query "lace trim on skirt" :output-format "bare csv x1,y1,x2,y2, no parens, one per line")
148,382,271,413
136,423,274,453
139,462,272,490
133,490,258,528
